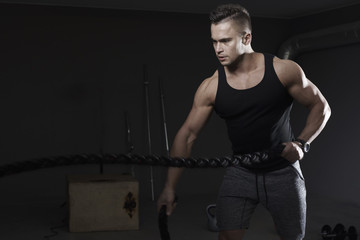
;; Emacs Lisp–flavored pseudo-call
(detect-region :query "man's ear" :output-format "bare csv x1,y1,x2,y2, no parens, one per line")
242,33,252,45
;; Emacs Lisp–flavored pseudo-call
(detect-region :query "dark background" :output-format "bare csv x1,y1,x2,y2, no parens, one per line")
0,3,359,207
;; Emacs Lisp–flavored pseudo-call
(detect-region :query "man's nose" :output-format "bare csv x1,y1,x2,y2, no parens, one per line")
215,43,223,53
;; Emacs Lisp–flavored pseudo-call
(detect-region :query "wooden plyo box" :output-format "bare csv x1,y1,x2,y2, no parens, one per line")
68,174,139,232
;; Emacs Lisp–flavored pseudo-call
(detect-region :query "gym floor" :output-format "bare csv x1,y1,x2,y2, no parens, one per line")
0,167,358,240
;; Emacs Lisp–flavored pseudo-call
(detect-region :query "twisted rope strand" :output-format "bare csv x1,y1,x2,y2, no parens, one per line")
0,146,285,178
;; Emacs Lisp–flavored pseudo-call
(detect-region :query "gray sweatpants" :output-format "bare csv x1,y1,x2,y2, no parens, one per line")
216,161,306,240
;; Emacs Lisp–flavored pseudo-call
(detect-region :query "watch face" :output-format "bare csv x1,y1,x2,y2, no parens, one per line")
296,138,310,153
303,143,310,153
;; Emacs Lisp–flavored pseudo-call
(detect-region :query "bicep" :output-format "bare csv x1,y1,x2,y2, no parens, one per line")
288,78,323,108
180,80,215,138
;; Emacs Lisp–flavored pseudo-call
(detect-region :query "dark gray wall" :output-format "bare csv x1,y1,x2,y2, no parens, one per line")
0,4,290,200
295,44,360,206
286,5,360,206
0,3,359,207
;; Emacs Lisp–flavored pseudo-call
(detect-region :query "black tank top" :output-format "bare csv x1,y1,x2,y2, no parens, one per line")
214,53,294,169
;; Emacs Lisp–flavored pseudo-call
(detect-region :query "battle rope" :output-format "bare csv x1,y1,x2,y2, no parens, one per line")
0,146,284,240
0,145,285,178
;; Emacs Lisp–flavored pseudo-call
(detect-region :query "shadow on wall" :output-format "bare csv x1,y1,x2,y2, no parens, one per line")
293,44,360,205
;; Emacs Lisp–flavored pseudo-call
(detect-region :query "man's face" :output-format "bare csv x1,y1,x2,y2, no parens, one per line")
210,20,249,66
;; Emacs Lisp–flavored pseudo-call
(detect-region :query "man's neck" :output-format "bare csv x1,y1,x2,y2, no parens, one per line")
226,51,258,74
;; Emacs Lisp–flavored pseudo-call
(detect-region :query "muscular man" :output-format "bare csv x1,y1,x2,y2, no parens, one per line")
157,4,331,240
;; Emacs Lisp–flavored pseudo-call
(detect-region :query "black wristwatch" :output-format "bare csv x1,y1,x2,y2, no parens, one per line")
295,138,310,153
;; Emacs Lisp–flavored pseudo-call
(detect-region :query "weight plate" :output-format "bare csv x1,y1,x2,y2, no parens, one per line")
348,226,358,240
321,225,332,239
333,223,346,240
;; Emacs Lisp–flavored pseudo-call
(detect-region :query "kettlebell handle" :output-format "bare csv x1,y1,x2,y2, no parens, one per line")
206,204,219,232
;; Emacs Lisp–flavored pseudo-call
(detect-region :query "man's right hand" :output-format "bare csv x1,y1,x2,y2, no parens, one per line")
157,187,177,216
281,141,304,163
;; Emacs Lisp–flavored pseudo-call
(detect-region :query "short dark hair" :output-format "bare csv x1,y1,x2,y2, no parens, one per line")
209,4,252,32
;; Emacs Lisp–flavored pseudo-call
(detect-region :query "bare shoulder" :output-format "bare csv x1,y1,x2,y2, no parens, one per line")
273,57,306,88
195,70,218,105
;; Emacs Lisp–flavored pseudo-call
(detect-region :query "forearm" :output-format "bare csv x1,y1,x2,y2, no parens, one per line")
164,128,196,190
297,100,331,143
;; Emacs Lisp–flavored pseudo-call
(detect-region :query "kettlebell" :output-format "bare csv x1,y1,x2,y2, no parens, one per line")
206,204,219,232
